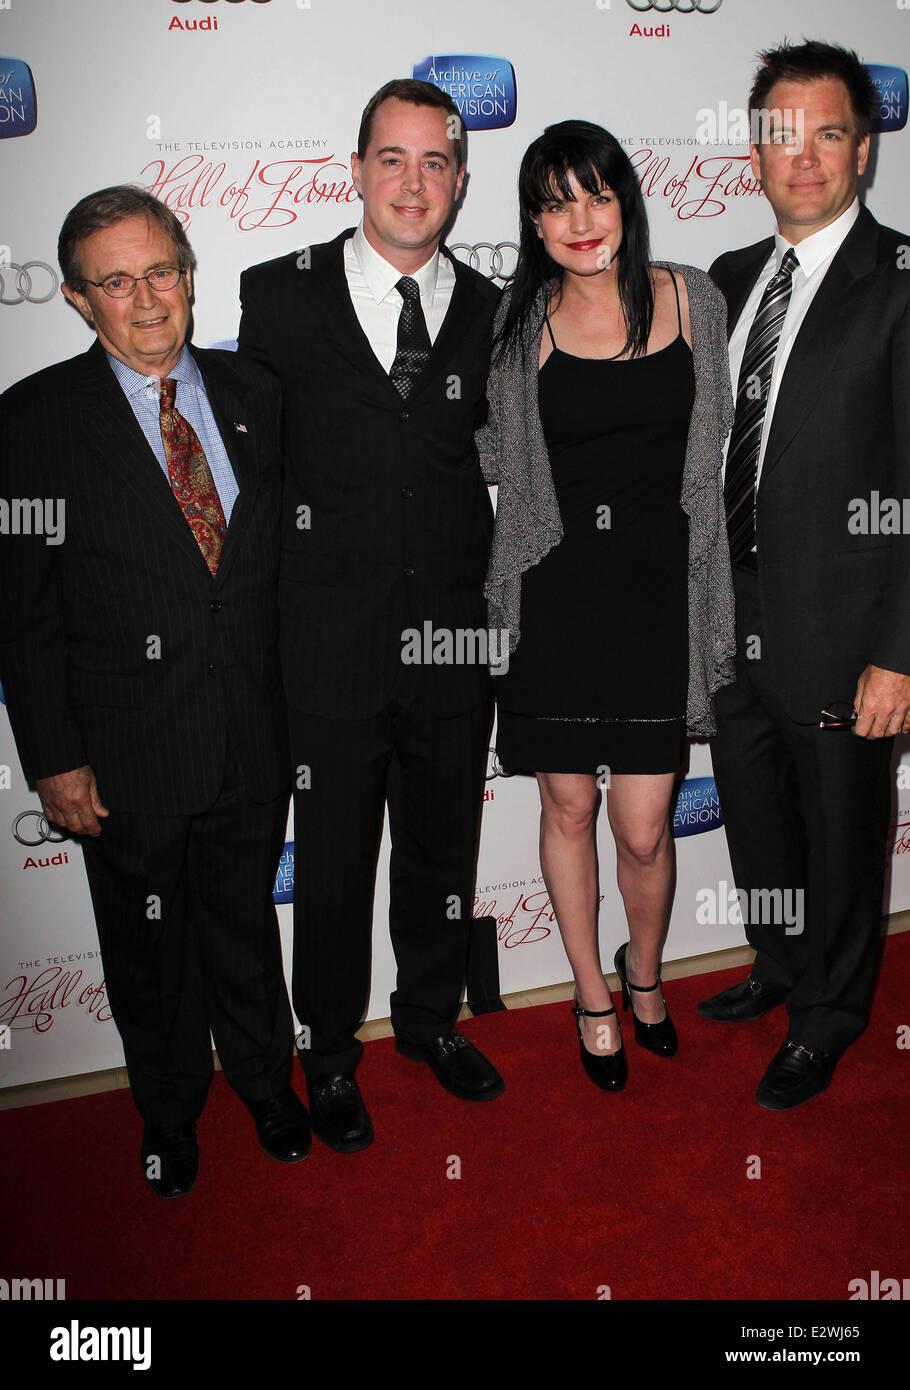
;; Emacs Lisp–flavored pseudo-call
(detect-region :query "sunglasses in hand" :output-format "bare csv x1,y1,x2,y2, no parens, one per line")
818,701,857,730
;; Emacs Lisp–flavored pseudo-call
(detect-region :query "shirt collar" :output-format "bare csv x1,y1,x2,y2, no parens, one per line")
106,342,200,400
773,197,860,278
351,222,440,307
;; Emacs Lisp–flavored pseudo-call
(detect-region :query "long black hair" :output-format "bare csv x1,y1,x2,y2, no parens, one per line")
495,120,653,365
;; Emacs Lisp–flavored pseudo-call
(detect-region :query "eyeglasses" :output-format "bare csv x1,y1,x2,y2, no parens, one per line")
819,701,858,730
814,701,858,730
82,266,184,298
794,701,857,730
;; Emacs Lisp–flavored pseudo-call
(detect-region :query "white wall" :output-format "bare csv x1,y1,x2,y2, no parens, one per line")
2,0,909,1085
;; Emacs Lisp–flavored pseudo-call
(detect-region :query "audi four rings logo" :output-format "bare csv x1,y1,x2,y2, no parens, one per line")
627,0,722,10
449,243,518,281
0,260,59,305
486,748,516,780
13,811,68,847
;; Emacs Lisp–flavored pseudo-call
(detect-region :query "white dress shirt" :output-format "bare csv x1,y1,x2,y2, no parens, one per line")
343,222,455,372
725,196,861,493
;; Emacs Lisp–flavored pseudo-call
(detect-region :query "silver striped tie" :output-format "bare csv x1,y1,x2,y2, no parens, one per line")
724,247,799,564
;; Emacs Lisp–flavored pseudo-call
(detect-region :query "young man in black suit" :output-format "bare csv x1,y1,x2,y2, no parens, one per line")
0,186,310,1194
238,80,504,1151
700,42,910,1108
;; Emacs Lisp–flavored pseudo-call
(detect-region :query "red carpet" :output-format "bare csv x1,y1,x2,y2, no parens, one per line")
2,937,908,1301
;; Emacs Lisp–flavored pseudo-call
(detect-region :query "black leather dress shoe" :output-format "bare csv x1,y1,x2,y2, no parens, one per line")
245,1086,311,1162
141,1122,198,1198
305,1073,373,1152
697,975,788,1022
396,1033,505,1101
756,1041,840,1111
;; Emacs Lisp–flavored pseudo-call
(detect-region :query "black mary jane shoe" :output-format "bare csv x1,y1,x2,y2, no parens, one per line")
572,994,628,1091
614,942,678,1058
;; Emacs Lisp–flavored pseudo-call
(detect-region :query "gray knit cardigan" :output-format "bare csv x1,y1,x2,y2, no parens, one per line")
476,261,737,739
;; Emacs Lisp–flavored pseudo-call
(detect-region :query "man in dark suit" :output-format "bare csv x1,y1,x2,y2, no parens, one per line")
0,186,310,1194
699,41,910,1108
238,79,504,1152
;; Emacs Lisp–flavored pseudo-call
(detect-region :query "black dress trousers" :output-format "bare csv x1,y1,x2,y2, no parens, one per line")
710,566,892,1052
289,680,492,1076
81,744,293,1126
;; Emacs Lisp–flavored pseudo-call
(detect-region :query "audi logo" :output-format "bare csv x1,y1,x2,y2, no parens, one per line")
0,261,59,305
13,810,69,847
485,747,516,780
449,242,518,282
627,0,722,10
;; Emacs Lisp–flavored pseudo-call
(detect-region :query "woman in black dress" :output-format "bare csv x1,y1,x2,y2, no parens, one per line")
480,122,735,1089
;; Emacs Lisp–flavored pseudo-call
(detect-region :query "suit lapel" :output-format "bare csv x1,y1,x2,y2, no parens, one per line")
191,347,258,586
410,249,478,400
301,230,402,400
75,341,208,572
761,207,880,480
303,233,482,408
76,341,261,584
722,238,774,343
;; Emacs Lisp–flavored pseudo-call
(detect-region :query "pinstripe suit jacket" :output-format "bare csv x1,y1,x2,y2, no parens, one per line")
0,340,289,813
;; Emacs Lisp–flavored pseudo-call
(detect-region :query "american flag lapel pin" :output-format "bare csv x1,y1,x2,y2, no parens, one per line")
234,421,248,434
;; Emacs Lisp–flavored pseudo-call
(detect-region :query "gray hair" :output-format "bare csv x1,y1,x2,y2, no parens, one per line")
58,185,196,290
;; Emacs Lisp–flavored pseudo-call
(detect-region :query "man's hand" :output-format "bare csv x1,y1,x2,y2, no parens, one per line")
852,665,910,739
35,766,109,837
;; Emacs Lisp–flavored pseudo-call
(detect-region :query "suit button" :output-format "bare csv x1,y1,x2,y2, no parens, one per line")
207,664,216,676
399,411,409,422
210,600,222,612
403,566,415,577
401,486,414,498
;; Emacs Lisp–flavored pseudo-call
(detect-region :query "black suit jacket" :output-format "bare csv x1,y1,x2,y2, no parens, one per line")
711,205,910,720
0,341,289,813
237,229,500,719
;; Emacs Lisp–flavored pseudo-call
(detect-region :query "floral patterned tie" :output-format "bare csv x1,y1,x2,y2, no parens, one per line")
158,377,226,576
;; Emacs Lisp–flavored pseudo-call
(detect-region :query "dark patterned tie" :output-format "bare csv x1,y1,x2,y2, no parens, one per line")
724,247,799,564
389,276,431,399
159,377,226,576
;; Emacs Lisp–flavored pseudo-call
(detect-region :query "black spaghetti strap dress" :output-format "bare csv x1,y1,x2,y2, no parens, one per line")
495,272,694,775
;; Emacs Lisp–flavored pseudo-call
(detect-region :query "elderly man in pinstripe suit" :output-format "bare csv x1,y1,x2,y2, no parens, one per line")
0,186,309,1196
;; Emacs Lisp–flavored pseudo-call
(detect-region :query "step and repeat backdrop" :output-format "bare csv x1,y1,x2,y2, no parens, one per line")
2,0,909,1086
